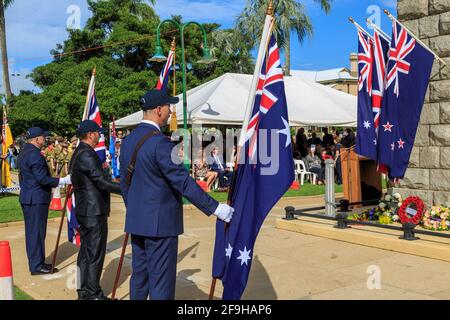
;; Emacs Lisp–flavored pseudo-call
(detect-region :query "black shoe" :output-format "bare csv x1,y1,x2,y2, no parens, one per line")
30,265,59,275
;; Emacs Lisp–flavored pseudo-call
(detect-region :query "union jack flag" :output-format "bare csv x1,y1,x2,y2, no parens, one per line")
156,50,174,92
86,79,106,163
66,191,80,246
357,29,373,95
385,22,416,97
245,36,284,160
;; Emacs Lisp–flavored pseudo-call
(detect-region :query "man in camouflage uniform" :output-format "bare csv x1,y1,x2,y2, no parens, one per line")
43,138,56,176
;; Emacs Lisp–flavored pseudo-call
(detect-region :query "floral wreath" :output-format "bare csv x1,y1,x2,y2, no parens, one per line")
398,196,425,225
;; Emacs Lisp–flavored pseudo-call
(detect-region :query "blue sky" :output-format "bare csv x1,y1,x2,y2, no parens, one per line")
3,0,397,93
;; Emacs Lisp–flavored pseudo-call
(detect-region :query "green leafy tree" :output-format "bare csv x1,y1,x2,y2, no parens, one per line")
236,0,332,75
9,0,253,136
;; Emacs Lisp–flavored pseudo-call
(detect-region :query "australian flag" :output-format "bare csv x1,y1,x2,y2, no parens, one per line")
355,29,378,160
156,50,174,92
378,21,434,179
211,34,295,300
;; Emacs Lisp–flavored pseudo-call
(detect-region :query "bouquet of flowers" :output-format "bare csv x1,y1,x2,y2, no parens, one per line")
350,193,403,224
421,206,450,231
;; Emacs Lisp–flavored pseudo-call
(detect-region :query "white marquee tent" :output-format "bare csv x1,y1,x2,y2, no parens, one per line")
115,72,357,128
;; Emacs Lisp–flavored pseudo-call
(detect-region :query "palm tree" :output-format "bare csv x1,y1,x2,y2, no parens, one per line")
0,0,13,109
236,0,332,76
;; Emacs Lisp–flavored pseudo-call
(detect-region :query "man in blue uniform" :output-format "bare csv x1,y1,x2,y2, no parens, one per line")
17,127,71,275
120,90,234,300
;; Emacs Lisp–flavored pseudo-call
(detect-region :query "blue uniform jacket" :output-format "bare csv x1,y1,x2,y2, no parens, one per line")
119,123,219,237
17,143,59,205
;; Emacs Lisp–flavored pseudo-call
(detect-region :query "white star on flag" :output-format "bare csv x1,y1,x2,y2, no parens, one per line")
383,122,394,132
397,138,405,149
225,244,233,259
237,246,252,266
363,121,371,129
391,142,395,151
277,117,291,148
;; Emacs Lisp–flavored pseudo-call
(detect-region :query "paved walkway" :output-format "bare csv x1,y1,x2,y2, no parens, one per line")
2,193,450,300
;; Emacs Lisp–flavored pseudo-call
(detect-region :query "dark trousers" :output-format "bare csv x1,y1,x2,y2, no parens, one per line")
76,214,108,299
130,235,178,300
21,204,49,272
310,166,325,181
217,170,233,188
335,158,342,184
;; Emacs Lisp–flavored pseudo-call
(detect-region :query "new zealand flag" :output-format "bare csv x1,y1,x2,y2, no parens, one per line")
211,34,295,300
378,21,434,179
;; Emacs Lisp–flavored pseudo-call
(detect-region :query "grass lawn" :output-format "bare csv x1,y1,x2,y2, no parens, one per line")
14,286,33,300
208,183,343,203
0,194,61,224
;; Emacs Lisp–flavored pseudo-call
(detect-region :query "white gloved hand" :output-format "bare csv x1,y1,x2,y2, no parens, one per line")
58,175,72,187
213,204,234,223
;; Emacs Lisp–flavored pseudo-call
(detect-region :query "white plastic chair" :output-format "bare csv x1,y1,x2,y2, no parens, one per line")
294,160,317,185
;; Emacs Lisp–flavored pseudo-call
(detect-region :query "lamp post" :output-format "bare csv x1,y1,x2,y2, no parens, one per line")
150,19,217,172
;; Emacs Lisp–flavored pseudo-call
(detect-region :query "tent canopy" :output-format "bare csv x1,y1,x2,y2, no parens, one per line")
115,72,357,128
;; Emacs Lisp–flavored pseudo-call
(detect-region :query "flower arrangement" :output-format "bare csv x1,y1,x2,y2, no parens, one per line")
349,193,403,224
421,206,450,231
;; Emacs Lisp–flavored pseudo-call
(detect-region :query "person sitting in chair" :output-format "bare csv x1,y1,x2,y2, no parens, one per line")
207,147,233,190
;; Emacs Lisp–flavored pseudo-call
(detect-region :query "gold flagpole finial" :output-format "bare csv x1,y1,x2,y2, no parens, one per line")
92,66,97,76
348,17,355,24
266,0,274,16
171,37,176,51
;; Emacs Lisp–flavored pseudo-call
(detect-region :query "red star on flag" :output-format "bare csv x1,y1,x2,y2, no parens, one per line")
383,122,394,132
397,138,405,149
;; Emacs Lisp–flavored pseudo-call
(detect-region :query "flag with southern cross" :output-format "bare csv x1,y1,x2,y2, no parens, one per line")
378,21,434,179
355,29,378,161
212,34,295,300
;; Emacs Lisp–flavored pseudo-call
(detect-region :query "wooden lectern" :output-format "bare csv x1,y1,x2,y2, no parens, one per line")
340,148,382,204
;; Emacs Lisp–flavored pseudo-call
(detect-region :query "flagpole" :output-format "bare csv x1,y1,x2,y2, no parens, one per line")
383,9,446,66
348,17,374,41
208,0,275,301
365,18,391,42
50,186,73,274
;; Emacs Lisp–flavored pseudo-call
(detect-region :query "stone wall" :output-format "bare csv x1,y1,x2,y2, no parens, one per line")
393,0,450,206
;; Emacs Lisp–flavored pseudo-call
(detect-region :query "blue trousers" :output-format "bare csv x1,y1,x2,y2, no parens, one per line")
130,235,178,300
21,204,49,272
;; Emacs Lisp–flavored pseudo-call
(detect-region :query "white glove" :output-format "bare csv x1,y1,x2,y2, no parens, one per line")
213,204,234,223
58,175,72,187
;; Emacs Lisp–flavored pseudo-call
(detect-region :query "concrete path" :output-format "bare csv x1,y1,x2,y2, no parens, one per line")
1,193,450,300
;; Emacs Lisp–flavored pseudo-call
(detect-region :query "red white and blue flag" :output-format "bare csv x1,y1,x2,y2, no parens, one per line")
67,192,80,246
156,50,174,92
355,29,378,161
378,21,434,179
86,79,106,163
212,33,295,300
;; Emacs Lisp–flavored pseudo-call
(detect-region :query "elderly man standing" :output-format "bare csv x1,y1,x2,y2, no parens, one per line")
17,127,71,275
69,120,121,300
120,90,234,300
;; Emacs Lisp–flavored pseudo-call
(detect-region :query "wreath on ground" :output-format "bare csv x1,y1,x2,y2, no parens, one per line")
398,196,425,225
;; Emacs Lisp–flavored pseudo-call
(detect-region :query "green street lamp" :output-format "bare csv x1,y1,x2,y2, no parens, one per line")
150,20,217,172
